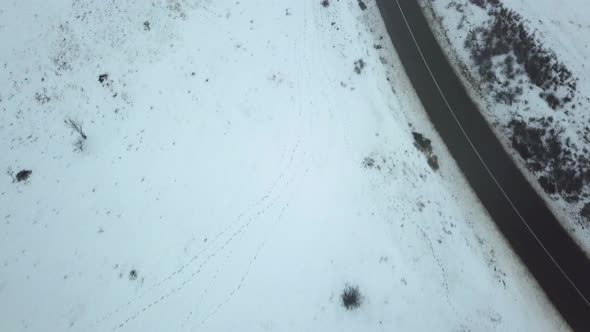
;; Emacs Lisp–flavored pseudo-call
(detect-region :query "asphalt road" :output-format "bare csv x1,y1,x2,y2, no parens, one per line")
374,0,590,330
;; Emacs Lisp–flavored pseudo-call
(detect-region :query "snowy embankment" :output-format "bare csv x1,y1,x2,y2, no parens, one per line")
418,0,590,255
0,1,566,331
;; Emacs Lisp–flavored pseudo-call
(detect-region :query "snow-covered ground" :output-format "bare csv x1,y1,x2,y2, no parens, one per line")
418,0,590,255
0,0,567,331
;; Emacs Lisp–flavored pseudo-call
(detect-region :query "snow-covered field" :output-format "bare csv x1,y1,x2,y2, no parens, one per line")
0,0,567,331
418,0,590,255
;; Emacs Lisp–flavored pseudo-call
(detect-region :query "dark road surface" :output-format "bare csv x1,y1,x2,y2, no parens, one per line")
374,0,590,330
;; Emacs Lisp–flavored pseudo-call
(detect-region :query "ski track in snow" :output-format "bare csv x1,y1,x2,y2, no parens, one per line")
415,224,457,316
195,199,293,329
101,136,306,331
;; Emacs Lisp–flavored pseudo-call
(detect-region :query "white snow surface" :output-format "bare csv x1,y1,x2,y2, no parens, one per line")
0,1,567,331
418,0,590,254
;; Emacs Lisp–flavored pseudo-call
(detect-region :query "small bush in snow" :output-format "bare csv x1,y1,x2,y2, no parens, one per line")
538,176,556,195
16,170,32,182
464,4,576,109
321,0,329,8
8,168,32,183
469,0,499,9
469,0,487,8
412,132,440,171
508,118,590,202
65,117,87,152
354,59,365,74
358,0,367,11
341,284,362,310
98,73,109,85
363,157,377,169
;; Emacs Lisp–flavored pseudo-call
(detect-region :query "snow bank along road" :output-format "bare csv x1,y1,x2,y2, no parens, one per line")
374,0,590,330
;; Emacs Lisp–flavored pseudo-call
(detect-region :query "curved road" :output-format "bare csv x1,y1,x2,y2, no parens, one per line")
374,0,590,330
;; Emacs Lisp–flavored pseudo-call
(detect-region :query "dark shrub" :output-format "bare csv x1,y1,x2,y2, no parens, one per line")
469,0,487,8
464,4,576,109
551,168,583,202
509,118,590,202
538,176,556,194
363,157,376,169
358,0,367,11
508,119,546,171
65,118,87,140
98,73,109,84
354,59,365,74
581,203,590,221
65,118,88,152
412,132,440,171
341,284,362,310
412,132,432,152
494,85,522,105
502,55,516,79
469,0,500,9
427,155,440,171
541,92,561,110
16,169,32,182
